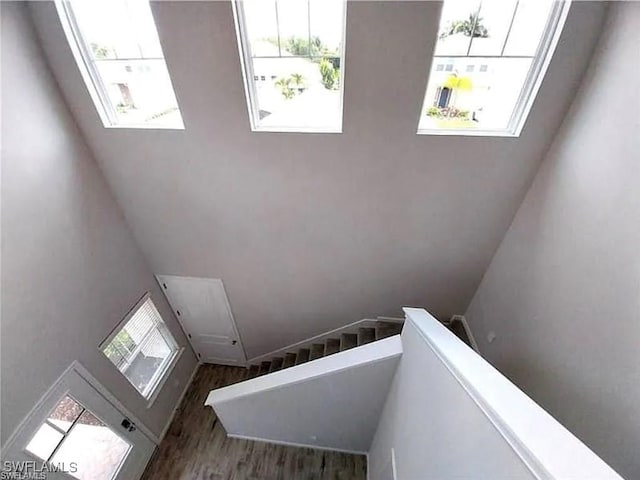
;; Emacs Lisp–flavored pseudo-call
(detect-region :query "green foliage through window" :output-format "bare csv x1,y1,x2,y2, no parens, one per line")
319,58,339,90
267,36,338,58
90,42,112,59
103,330,136,366
439,10,489,39
275,73,306,99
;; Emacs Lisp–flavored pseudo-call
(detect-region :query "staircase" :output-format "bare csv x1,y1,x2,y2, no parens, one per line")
205,308,625,478
246,319,404,378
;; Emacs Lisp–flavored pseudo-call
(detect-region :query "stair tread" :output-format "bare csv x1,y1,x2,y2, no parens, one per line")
324,338,340,356
358,327,376,346
249,319,406,376
295,348,310,365
309,344,325,361
269,357,284,372
375,321,403,340
282,353,297,369
340,333,358,351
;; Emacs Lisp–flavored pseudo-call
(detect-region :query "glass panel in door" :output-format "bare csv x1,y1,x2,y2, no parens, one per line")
51,409,131,480
25,394,131,480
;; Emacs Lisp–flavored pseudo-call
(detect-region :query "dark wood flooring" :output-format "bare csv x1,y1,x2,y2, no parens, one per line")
141,364,368,480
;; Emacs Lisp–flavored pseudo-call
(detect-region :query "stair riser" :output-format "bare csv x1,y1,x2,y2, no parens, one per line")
249,319,382,365
248,319,404,375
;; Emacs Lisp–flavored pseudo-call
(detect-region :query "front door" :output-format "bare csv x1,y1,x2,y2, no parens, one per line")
156,275,247,366
2,367,155,480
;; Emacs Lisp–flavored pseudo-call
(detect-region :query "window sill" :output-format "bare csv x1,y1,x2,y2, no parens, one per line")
250,126,343,134
103,123,185,131
416,128,520,138
145,347,185,409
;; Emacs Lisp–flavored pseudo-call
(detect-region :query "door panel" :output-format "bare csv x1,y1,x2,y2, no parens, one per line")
2,367,155,480
198,334,244,365
156,275,246,365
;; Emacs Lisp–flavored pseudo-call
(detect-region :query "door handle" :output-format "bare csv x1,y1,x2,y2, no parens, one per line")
121,418,136,432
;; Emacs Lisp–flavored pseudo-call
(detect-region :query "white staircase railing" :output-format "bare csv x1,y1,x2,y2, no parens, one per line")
205,307,622,479
368,308,624,480
248,316,403,365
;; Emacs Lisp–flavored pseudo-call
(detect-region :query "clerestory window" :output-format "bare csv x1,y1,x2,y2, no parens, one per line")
418,0,571,136
233,0,346,132
56,0,184,129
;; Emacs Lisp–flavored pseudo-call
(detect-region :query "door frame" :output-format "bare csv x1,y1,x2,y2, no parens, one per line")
2,361,160,467
155,275,248,366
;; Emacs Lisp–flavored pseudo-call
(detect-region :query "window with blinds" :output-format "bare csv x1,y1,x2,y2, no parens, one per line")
101,294,179,399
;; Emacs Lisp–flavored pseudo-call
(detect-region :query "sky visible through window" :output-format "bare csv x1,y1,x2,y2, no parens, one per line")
419,0,558,134
238,0,345,131
62,0,183,128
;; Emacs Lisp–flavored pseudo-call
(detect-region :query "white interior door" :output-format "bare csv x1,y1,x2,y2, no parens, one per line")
156,275,247,366
2,366,155,480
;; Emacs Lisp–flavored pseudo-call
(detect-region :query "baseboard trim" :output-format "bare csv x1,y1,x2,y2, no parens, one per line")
249,318,385,364
158,362,201,442
227,433,367,456
376,316,404,324
208,336,402,406
450,314,481,354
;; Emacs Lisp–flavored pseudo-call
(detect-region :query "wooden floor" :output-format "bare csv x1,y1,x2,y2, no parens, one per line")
141,364,368,480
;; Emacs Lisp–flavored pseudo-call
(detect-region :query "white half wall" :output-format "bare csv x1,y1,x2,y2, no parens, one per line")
464,3,640,478
369,313,535,480
206,336,402,453
369,309,623,480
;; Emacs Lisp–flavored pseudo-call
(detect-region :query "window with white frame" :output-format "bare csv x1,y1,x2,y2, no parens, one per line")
101,295,180,399
55,0,183,129
418,0,570,136
233,0,346,132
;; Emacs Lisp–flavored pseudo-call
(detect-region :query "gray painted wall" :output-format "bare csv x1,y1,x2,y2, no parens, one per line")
211,343,401,453
465,3,640,478
369,319,535,480
29,1,607,359
0,2,198,446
